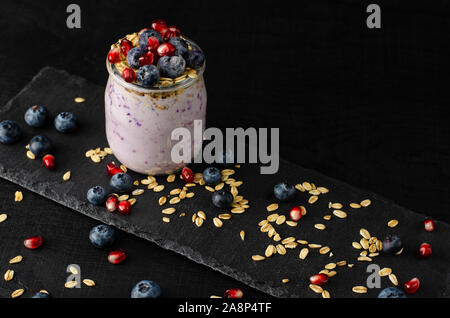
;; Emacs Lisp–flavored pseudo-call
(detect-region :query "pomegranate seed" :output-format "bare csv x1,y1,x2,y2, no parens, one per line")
24,235,43,250
105,196,119,212
424,218,435,232
163,30,178,42
419,243,432,258
138,51,154,66
42,154,55,170
120,38,133,56
224,288,243,298
107,48,121,63
309,273,328,286
151,19,167,33
167,25,181,36
404,277,420,294
118,200,131,215
156,43,176,57
122,68,136,83
181,167,194,183
147,36,160,52
108,250,127,264
106,162,123,177
289,206,302,221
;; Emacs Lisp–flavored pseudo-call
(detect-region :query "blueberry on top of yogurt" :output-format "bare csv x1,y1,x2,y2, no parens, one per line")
24,105,49,128
0,120,21,145
157,55,186,78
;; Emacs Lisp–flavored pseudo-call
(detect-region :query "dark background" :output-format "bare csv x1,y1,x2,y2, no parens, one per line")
0,0,449,298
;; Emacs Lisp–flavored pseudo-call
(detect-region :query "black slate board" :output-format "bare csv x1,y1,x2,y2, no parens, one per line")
1,67,449,298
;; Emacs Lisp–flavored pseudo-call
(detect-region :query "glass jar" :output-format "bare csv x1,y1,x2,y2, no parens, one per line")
105,45,206,175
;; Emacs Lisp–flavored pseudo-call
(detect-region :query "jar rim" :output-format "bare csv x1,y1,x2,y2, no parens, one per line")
106,36,206,93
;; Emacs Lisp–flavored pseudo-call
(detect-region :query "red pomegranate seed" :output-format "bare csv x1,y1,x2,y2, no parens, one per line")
118,200,131,215
138,51,154,66
106,162,123,177
404,277,420,294
224,288,243,298
151,19,167,33
120,38,133,56
289,206,302,221
108,250,127,264
156,43,176,57
147,36,160,52
309,273,328,286
419,243,432,258
105,196,119,212
24,235,43,250
163,30,178,42
42,154,55,170
107,48,121,63
122,68,136,83
181,167,194,183
167,25,181,36
424,218,435,232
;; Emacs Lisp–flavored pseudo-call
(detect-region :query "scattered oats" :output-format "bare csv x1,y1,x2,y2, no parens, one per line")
360,238,369,250
128,198,136,205
74,97,85,103
231,181,243,187
302,182,312,191
357,256,372,262
133,180,139,186
260,223,271,232
395,248,404,255
120,165,127,173
268,227,276,238
286,221,298,227
147,182,158,190
329,202,343,209
308,195,318,204
221,169,235,176
284,242,298,249
308,244,322,248
319,246,330,255
325,263,336,270
350,203,361,209
162,217,170,223
162,207,176,215
153,185,165,192
0,214,7,223
333,210,347,218
337,260,347,266
159,196,167,206
179,190,187,199
360,228,371,239
219,213,231,220
376,240,383,251
231,207,245,214
167,174,176,182
215,183,224,191
205,186,215,192
83,279,95,287
91,155,101,163
317,187,329,194
295,184,305,192
323,215,332,221
267,213,279,222
240,230,245,240
352,286,367,294
360,199,371,207
388,219,399,228
266,203,279,212
63,171,71,181
327,271,337,277
258,219,268,227
169,197,181,205
11,289,24,298
276,244,286,255
282,237,296,244
273,233,281,242
118,194,129,201
309,284,323,294
379,267,392,276
69,265,78,275
314,223,326,230
213,217,223,228
282,279,290,284
389,273,398,286
322,290,331,298
369,252,379,257
369,244,377,253
104,147,113,154
309,189,321,195
132,189,144,196
352,242,362,249
275,215,286,225
4,269,14,281
369,237,377,244
252,255,265,261
9,255,22,264
231,186,238,197
297,240,308,245
360,250,368,257
179,213,186,217
186,192,195,198
210,295,222,298
195,217,204,227
265,245,275,257
299,248,309,260
197,211,206,220
14,191,23,202
348,264,354,268
65,281,77,288
40,290,49,294
300,206,307,215
26,150,36,160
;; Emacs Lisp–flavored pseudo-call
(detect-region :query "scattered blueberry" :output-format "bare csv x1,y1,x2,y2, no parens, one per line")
54,112,77,133
215,148,234,166
185,49,205,69
87,186,107,205
24,105,49,128
29,135,52,157
32,292,51,298
273,182,295,201
378,287,407,298
89,224,115,248
168,37,189,57
131,280,162,298
157,55,186,78
0,120,21,144
139,30,163,48
137,65,160,88
126,46,146,69
212,189,234,209
110,172,133,193
382,234,403,254
203,167,221,185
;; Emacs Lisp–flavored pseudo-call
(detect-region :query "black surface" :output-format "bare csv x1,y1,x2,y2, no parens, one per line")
0,0,449,298
1,67,449,298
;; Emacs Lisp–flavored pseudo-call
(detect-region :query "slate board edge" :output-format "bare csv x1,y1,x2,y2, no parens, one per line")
1,66,449,298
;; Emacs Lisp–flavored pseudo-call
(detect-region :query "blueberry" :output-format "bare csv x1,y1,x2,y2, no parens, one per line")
54,112,77,133
0,120,21,144
24,105,49,128
185,49,205,69
136,65,160,88
215,148,234,166
131,280,162,298
382,234,403,254
378,287,407,298
212,189,234,209
157,55,186,78
87,186,107,205
139,30,163,48
168,37,189,57
126,46,146,69
32,292,51,298
273,182,295,201
89,224,115,248
29,135,52,157
110,172,133,193
203,167,221,185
